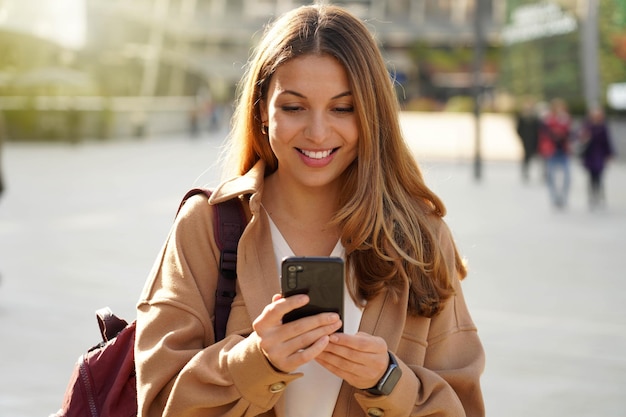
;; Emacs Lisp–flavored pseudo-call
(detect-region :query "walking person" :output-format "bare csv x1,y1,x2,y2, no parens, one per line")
538,98,573,209
515,98,541,183
134,5,485,417
579,107,615,209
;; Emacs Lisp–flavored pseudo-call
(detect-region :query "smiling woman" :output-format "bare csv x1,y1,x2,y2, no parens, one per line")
134,4,485,417
0,0,86,49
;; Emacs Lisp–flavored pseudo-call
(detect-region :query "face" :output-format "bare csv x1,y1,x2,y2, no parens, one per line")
590,108,604,123
260,54,359,192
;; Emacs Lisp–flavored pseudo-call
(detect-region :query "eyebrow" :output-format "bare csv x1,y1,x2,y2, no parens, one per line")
281,90,352,100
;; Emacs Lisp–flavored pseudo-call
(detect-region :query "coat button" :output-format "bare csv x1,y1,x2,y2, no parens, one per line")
269,382,286,393
367,408,384,417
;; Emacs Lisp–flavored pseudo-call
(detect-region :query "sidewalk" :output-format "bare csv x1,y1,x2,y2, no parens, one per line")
0,129,625,417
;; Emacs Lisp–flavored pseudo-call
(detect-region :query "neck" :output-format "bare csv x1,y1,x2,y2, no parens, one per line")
262,173,340,226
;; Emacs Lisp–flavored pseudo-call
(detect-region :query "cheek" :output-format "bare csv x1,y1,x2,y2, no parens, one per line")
342,121,360,149
269,114,300,141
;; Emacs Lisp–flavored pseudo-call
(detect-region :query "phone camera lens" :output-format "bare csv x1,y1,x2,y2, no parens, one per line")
286,264,302,289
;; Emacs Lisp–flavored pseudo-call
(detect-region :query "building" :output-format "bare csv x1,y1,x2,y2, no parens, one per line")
0,0,505,139
85,0,504,105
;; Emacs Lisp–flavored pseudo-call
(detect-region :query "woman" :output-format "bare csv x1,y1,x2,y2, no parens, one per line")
580,107,615,209
135,4,485,417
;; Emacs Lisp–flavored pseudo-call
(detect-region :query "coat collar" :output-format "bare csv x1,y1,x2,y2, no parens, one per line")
208,160,265,205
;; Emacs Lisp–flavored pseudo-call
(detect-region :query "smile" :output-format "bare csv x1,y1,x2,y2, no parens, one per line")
298,148,336,159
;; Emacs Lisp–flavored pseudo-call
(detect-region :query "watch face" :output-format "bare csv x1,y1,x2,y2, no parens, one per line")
366,353,403,396
380,364,401,395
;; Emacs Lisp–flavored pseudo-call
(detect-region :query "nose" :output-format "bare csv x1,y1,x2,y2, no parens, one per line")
304,111,329,143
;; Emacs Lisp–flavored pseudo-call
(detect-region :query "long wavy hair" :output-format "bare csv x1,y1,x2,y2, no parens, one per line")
224,4,466,317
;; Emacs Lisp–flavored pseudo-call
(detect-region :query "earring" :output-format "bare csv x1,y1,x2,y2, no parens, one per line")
261,124,268,135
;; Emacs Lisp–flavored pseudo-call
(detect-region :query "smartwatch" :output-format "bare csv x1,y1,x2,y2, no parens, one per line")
365,352,402,396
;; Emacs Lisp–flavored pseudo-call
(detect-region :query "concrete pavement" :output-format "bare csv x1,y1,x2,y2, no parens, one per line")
0,127,625,417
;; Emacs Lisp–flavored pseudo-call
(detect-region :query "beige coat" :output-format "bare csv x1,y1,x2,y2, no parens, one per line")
135,161,485,417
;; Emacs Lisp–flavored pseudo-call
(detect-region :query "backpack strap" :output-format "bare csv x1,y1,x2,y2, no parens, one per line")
178,189,247,342
96,306,129,342
213,197,247,341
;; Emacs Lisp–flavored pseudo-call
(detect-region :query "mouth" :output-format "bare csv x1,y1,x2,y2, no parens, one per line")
297,148,338,160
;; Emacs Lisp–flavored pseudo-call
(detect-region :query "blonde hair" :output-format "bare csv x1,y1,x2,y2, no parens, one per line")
225,4,464,317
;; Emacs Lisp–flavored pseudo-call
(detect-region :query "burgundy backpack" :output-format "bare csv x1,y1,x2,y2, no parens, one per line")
51,189,246,417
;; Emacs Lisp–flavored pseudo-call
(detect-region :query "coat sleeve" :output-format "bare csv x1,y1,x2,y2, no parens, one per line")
135,194,298,417
417,221,485,416
419,274,485,417
353,221,485,417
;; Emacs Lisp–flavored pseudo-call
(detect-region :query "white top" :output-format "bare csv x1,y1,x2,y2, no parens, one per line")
265,211,364,417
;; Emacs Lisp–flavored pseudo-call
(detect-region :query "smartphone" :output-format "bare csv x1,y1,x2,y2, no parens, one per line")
281,256,344,332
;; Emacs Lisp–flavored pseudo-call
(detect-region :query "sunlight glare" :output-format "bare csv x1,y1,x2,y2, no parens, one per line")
0,0,86,49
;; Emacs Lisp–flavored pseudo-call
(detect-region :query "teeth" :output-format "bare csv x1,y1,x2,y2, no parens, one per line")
301,149,332,159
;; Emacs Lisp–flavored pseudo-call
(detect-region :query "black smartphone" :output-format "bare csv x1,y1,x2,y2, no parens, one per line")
281,256,344,332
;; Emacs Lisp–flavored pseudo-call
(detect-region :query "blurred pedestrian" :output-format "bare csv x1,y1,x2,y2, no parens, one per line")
188,103,200,138
132,110,147,139
578,107,615,209
515,98,540,183
538,98,572,209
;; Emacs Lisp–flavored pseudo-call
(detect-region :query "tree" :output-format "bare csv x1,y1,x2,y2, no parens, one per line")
598,0,626,112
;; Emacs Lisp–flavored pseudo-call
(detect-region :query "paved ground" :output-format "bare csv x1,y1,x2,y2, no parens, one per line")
0,126,625,417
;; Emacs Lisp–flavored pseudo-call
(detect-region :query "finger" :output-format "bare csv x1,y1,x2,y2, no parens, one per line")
279,313,342,352
253,294,309,331
263,315,342,371
316,348,387,388
318,333,388,386
328,332,386,354
284,312,341,336
326,334,387,373
283,333,332,369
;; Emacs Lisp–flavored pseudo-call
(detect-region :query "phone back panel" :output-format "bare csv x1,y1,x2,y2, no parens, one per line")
281,256,344,331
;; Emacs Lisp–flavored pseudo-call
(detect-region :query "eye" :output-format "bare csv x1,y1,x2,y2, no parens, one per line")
334,106,354,114
281,105,304,112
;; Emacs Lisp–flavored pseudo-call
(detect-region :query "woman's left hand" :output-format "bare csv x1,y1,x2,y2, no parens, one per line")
315,332,389,390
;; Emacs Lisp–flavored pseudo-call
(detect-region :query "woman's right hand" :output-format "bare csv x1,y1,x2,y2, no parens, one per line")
252,294,343,373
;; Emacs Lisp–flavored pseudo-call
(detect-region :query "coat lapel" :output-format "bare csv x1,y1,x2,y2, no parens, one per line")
236,193,282,323
359,279,409,351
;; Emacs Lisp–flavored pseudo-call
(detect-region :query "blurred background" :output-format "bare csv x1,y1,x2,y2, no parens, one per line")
1,1,626,417
0,0,624,144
